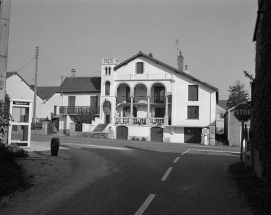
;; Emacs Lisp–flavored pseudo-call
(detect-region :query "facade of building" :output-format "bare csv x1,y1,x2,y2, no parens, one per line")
95,51,218,144
56,71,101,134
224,105,250,147
6,72,61,121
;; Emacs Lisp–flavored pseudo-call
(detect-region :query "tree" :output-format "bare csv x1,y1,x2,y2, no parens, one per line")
227,80,249,108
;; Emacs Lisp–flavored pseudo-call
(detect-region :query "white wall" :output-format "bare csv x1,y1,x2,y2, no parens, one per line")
128,126,150,139
41,93,61,119
172,73,217,127
6,74,43,119
163,127,184,143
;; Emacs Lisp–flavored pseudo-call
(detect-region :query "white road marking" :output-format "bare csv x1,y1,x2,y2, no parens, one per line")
135,194,156,215
189,149,239,154
173,157,180,163
161,167,173,181
72,143,133,150
180,149,190,155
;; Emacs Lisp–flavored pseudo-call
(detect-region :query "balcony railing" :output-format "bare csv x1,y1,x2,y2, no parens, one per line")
115,117,165,126
115,117,129,125
150,96,165,103
117,96,169,104
115,74,173,81
59,106,100,115
116,96,148,104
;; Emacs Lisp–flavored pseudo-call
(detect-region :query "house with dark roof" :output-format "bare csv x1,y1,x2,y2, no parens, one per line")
88,51,218,144
56,72,101,134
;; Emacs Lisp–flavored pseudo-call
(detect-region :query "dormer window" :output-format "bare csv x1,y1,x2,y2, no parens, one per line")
136,62,144,74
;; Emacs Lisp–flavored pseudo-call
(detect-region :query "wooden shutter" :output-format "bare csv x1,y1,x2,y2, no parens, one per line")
136,62,144,74
68,96,75,106
90,96,98,107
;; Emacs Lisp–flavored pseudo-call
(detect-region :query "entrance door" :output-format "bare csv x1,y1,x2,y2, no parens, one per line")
117,126,128,140
184,127,202,143
151,127,163,142
106,115,110,123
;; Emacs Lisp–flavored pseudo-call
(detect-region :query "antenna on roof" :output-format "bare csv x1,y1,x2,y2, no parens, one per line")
175,39,181,59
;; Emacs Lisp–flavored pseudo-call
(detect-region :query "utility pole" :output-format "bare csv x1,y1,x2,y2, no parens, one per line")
33,46,39,123
0,0,11,101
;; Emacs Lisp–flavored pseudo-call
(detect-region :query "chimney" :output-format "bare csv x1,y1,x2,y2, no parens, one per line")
71,69,76,77
149,53,153,58
177,51,184,72
184,65,189,74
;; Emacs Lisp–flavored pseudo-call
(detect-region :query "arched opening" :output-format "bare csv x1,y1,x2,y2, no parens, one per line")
105,81,110,95
116,126,128,140
108,67,111,75
151,127,163,142
103,100,111,123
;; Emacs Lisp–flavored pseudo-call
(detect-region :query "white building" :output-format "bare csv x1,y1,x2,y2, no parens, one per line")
58,52,218,144
6,72,61,121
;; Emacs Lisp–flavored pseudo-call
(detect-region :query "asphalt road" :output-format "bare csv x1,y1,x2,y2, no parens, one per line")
29,135,251,215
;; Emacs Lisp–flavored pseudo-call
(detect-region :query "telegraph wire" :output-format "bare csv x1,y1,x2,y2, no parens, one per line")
17,57,35,72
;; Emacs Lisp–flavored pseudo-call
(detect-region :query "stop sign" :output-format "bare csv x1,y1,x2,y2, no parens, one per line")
234,103,251,122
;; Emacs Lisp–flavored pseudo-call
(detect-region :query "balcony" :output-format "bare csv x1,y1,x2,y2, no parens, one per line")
116,96,170,105
59,106,100,115
115,117,166,126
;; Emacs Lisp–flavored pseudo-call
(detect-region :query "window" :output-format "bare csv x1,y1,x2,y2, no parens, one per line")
154,86,165,103
105,81,110,95
188,85,198,101
105,67,108,75
68,96,75,106
108,67,111,75
90,96,98,107
187,106,199,119
136,62,144,74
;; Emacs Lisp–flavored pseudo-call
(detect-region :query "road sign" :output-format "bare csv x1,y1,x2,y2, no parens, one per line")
234,103,251,122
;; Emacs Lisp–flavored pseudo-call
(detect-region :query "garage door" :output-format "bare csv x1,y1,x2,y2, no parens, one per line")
184,127,202,143
116,126,128,140
151,127,163,142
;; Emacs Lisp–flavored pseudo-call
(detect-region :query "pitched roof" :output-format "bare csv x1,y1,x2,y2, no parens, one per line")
218,100,228,110
114,51,218,91
36,86,60,100
6,71,17,78
56,77,101,93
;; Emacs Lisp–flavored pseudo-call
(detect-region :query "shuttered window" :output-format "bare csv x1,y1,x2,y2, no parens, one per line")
90,96,98,107
188,85,198,101
136,62,144,74
187,106,199,119
68,96,75,106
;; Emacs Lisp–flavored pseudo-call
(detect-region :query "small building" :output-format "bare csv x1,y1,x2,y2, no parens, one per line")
224,105,250,147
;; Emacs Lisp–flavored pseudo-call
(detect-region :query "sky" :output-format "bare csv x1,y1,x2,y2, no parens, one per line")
7,0,257,100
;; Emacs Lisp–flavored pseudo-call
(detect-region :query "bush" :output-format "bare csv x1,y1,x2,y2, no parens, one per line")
0,144,31,198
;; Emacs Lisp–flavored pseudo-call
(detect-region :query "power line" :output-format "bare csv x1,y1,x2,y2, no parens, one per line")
17,57,35,72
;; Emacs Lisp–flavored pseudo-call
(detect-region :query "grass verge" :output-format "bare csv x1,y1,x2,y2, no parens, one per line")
228,162,271,215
